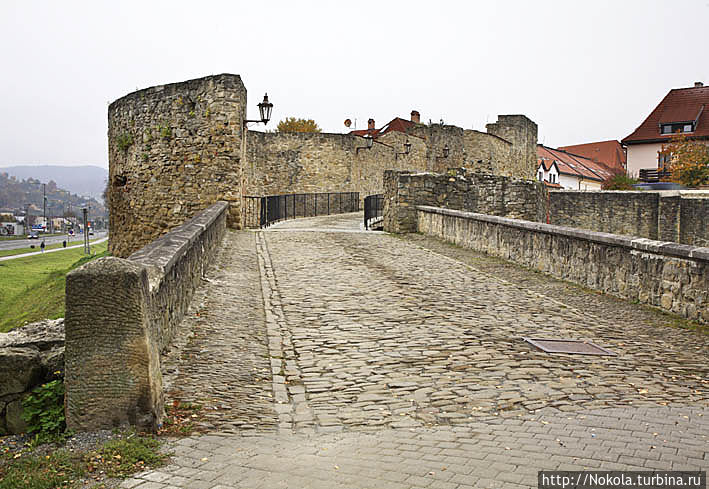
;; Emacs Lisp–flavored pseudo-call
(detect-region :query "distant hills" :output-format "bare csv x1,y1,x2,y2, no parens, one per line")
0,172,107,218
0,165,108,201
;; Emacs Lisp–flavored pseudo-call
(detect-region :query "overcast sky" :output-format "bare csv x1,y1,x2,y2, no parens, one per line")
1,0,707,169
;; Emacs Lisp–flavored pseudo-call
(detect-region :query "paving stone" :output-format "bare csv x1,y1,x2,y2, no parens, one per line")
151,214,709,489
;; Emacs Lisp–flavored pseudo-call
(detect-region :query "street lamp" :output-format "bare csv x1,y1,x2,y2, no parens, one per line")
436,145,450,161
395,140,412,160
244,93,274,127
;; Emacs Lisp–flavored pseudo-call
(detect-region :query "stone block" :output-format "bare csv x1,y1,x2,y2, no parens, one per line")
0,347,42,398
65,256,162,432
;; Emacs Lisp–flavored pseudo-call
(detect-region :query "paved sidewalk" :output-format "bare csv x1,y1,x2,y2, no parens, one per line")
142,213,708,489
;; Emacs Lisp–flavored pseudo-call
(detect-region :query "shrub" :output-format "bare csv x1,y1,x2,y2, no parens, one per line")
21,379,66,442
602,170,637,190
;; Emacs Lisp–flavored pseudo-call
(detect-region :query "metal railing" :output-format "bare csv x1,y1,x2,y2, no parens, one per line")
244,192,360,228
364,194,384,230
638,168,672,182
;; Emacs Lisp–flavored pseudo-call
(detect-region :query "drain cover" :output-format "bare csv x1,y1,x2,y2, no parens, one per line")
523,338,616,356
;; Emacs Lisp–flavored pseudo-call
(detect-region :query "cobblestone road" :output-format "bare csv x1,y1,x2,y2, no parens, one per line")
140,213,708,489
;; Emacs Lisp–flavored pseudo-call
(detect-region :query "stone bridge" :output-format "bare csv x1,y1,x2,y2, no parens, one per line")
67,210,708,489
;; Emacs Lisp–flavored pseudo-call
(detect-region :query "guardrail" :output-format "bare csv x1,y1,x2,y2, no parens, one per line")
364,194,384,230
244,192,360,228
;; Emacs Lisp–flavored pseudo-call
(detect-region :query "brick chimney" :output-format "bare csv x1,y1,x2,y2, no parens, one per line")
695,81,704,88
411,110,420,123
368,118,375,130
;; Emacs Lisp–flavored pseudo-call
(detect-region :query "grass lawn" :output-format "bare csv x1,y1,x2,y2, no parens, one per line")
0,237,103,258
0,242,108,332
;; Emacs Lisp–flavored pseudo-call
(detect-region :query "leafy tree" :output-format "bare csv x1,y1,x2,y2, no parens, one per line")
661,133,709,187
602,168,637,190
277,117,321,133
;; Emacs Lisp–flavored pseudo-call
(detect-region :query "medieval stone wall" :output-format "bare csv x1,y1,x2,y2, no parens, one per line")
462,130,512,174
244,130,426,199
383,169,547,233
108,74,246,258
107,73,539,242
486,115,538,179
681,197,709,247
548,190,709,246
417,205,709,324
65,202,228,431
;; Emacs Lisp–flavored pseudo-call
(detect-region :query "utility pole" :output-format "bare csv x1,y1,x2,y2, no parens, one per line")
42,183,47,234
82,207,90,254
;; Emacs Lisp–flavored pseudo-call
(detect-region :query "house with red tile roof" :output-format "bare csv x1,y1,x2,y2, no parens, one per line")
622,82,709,178
537,145,614,190
558,140,626,172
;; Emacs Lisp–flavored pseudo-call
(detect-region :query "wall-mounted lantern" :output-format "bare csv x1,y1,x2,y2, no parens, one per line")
436,144,450,161
357,135,374,154
244,93,273,127
395,140,412,160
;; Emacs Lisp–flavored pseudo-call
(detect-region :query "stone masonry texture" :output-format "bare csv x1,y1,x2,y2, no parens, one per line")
121,213,708,489
65,202,227,431
108,74,246,258
417,206,709,324
108,73,539,247
549,190,709,246
383,169,548,234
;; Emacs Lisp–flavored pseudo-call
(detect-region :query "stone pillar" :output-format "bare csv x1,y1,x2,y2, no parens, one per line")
65,257,163,431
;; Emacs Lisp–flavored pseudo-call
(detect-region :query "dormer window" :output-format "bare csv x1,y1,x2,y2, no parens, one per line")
661,122,694,134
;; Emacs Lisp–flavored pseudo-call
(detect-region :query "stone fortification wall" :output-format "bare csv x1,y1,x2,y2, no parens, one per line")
681,196,709,247
486,115,538,179
65,202,228,431
462,129,512,174
383,169,547,233
244,131,424,200
416,206,709,324
244,115,538,209
549,190,709,246
108,74,245,258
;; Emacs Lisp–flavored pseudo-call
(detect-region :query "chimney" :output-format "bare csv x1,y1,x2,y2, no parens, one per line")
695,81,704,88
411,110,420,123
368,118,375,130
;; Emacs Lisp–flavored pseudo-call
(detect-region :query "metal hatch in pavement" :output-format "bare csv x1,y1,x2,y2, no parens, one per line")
523,338,616,356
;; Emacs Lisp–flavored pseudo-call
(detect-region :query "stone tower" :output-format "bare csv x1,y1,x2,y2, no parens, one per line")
107,74,247,257
486,115,538,179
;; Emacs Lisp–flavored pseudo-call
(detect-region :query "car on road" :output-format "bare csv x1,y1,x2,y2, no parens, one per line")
27,233,39,239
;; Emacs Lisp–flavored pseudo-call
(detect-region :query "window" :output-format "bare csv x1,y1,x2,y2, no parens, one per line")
538,171,543,181
658,152,672,170
661,123,694,134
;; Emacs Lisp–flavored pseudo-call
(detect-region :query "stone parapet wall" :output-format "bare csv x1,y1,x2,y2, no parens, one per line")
416,205,709,324
108,74,246,258
549,190,709,246
383,169,547,233
65,201,228,431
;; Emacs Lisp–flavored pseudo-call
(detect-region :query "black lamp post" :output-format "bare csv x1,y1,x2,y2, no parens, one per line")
244,93,273,127
436,145,450,162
